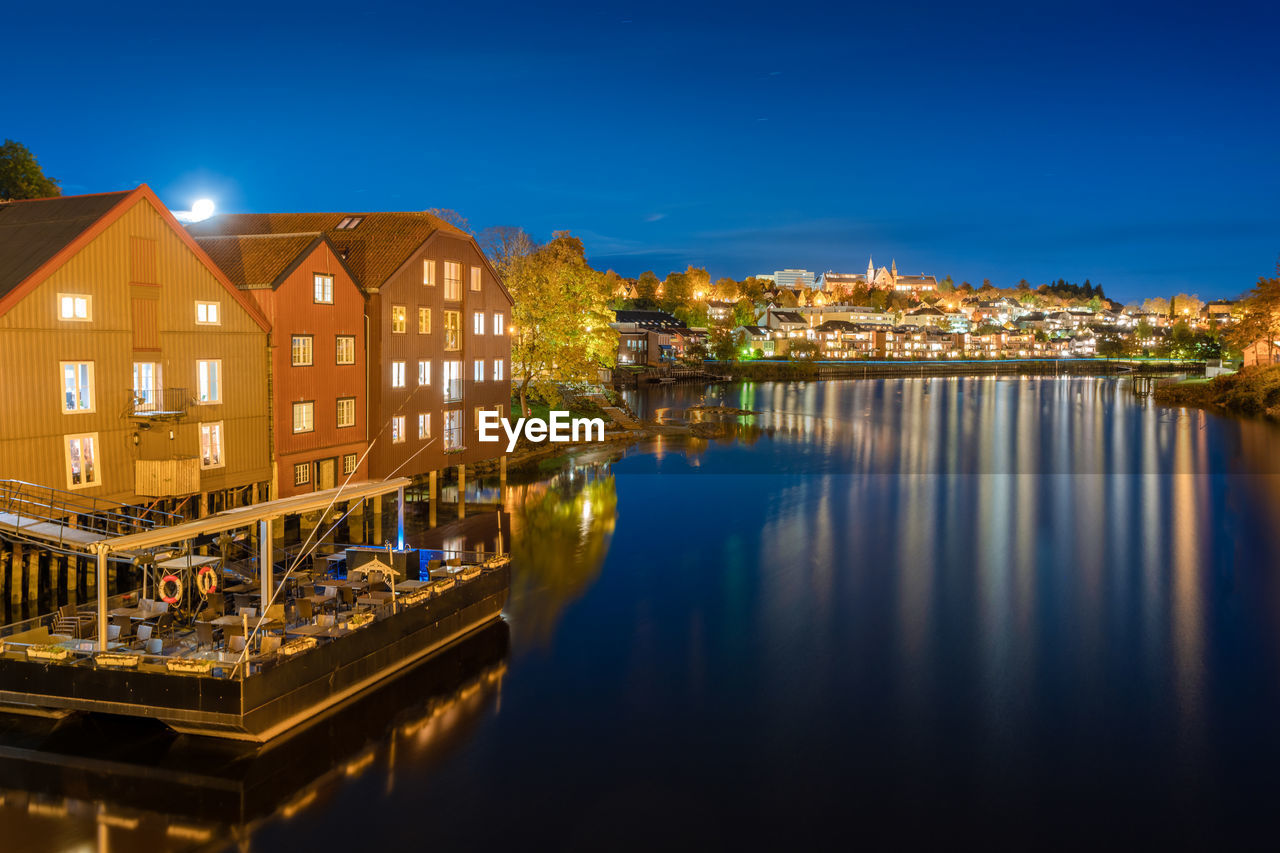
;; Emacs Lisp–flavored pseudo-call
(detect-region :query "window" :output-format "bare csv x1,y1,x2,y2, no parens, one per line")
294,462,311,486
133,362,161,410
443,262,461,301
444,311,461,350
61,362,94,413
195,301,220,325
291,335,314,366
391,416,406,443
474,359,484,382
443,361,462,402
493,313,505,336
293,401,315,433
473,311,485,335
470,266,482,291
314,274,334,304
337,397,356,428
423,259,436,286
335,216,364,230
418,307,431,334
197,360,221,404
65,434,99,489
343,453,358,475
391,305,406,333
336,335,356,365
444,411,463,451
494,359,505,381
418,413,431,439
418,360,430,385
199,422,224,469
391,361,406,388
58,294,91,322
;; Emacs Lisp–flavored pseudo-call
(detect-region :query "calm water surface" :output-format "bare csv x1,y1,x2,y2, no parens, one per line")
7,377,1280,849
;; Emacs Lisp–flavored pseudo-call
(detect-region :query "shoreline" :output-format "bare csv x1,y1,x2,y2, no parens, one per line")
1152,365,1280,420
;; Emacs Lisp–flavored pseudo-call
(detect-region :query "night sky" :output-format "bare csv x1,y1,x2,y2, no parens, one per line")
8,0,1278,302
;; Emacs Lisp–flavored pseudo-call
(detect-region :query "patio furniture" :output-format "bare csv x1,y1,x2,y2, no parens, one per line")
110,614,134,640
229,635,246,653
338,587,355,609
194,622,217,649
261,635,282,654
296,598,314,623
136,624,153,643
145,638,163,655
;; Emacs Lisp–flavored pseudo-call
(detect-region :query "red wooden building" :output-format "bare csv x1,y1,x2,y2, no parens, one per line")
189,212,512,484
196,233,368,498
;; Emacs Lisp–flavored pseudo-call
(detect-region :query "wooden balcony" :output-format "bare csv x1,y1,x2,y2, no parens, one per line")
135,457,201,498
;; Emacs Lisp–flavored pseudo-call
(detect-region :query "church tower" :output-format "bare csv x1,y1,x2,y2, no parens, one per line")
867,256,874,284
891,258,897,286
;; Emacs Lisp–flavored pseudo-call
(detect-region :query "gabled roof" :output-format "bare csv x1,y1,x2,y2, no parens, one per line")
771,310,806,324
186,211,494,295
195,232,360,291
905,304,945,316
0,186,269,330
737,325,770,336
0,191,132,300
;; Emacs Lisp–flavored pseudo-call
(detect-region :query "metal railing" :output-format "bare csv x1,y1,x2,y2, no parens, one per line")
126,387,191,418
0,479,184,547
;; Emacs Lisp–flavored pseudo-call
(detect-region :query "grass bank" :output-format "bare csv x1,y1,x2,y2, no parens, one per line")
1153,365,1280,418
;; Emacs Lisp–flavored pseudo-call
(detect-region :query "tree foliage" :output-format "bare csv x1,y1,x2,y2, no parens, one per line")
0,140,60,200
503,232,618,415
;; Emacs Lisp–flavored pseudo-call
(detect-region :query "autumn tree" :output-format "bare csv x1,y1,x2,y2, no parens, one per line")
0,140,60,200
426,208,472,234
1227,275,1280,363
505,232,618,416
636,271,660,302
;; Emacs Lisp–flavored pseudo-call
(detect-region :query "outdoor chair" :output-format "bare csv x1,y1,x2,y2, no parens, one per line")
137,624,153,643
339,587,355,609
111,614,134,640
296,598,314,623
155,612,174,635
261,635,281,654
107,624,121,642
229,635,246,653
194,622,216,649
445,558,462,568
238,606,257,618
234,594,255,612
427,559,442,571
265,603,286,624
145,638,163,655
318,614,336,628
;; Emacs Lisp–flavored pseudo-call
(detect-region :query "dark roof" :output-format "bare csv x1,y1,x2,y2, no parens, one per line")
0,191,131,299
905,304,945,316
814,320,864,332
195,233,324,289
738,325,769,336
613,309,686,328
771,310,806,324
186,211,472,292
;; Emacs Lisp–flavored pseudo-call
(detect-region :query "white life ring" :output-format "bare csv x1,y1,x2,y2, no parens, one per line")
160,574,183,605
196,565,219,597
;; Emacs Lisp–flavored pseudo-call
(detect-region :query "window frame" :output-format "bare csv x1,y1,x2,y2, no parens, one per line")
418,359,431,386
342,452,358,475
391,415,406,444
198,421,225,469
314,274,335,304
336,396,356,429
292,400,316,434
418,412,431,439
64,432,100,490
423,259,436,286
335,335,356,365
60,361,95,414
196,359,222,404
291,335,314,367
444,310,461,351
470,266,482,292
391,361,406,388
493,313,505,336
195,301,221,325
294,462,312,486
473,359,484,382
418,307,431,334
473,311,485,335
57,293,92,322
443,261,462,301
494,359,505,381
391,305,407,334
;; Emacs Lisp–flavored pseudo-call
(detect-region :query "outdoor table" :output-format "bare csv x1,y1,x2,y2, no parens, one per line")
397,580,430,591
305,593,337,613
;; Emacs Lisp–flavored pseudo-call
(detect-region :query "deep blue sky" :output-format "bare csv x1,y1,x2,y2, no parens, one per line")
8,0,1278,302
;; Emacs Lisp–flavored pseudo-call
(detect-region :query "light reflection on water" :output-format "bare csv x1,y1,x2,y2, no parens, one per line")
6,377,1280,848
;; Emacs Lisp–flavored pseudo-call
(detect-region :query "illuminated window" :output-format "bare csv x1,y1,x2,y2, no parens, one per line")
443,262,461,301
391,305,406,333
132,362,160,410
292,401,314,433
61,361,94,413
423,259,436,286
391,415,406,443
494,359,505,381
493,313,505,336
196,360,221,404
418,413,431,439
314,274,334,304
418,360,430,385
199,422,224,469
418,307,431,334
65,433,99,489
473,311,484,335
473,359,484,381
336,335,356,365
470,266,482,291
337,397,356,428
444,410,462,451
444,311,461,350
291,335,313,366
195,301,220,325
58,293,91,321
391,361,406,388
443,361,462,402
294,462,311,486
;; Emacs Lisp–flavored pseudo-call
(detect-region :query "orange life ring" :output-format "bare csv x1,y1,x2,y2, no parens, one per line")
196,565,219,597
159,574,183,605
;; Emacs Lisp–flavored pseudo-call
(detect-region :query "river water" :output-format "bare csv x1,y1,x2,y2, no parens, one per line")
6,377,1280,849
